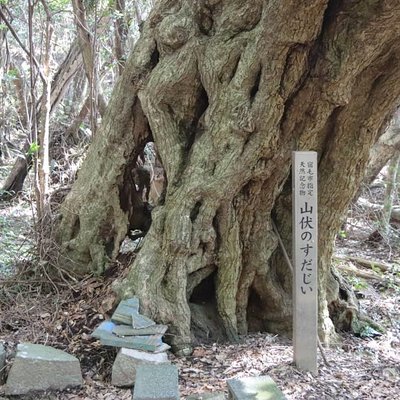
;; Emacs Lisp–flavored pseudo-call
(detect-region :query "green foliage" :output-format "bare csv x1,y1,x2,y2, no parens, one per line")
48,0,70,12
370,263,382,275
348,276,368,291
338,230,347,239
0,23,7,30
84,0,97,11
0,0,8,5
27,142,40,155
6,68,18,78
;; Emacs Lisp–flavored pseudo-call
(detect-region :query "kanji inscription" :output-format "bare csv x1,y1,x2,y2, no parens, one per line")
292,151,318,374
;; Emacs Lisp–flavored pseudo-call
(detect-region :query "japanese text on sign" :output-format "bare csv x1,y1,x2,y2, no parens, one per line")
292,151,318,374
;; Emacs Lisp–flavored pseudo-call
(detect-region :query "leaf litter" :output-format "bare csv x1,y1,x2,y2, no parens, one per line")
0,170,399,399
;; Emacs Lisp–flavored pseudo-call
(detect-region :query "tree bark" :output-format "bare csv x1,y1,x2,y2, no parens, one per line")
113,0,128,75
58,0,400,353
72,0,107,133
363,111,400,185
49,38,83,114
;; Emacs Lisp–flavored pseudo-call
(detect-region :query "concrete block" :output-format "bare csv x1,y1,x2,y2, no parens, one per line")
5,343,82,395
227,376,286,400
112,348,170,387
132,364,179,400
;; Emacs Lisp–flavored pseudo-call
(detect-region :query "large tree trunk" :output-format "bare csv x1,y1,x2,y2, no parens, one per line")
58,0,400,353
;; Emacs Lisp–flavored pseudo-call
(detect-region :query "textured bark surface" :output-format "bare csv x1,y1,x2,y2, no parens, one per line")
363,111,400,185
58,0,400,353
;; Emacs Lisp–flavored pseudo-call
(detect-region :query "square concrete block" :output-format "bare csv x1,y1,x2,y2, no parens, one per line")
132,364,179,400
227,376,286,400
5,343,82,395
112,348,170,387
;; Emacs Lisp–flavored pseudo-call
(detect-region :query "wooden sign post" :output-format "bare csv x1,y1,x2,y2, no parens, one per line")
292,151,318,374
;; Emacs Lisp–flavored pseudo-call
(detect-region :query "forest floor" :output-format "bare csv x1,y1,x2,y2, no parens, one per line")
0,165,399,399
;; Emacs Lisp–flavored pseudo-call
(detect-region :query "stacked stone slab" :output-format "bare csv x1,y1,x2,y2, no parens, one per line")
4,343,82,395
92,297,170,353
92,297,172,387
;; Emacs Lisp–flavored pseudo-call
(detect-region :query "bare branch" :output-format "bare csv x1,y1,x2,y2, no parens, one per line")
0,7,45,82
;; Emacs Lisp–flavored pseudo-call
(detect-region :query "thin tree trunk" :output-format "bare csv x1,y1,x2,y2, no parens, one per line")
9,64,29,129
28,0,40,213
49,38,83,113
381,152,400,237
36,0,53,224
65,95,90,141
113,0,127,75
0,6,9,163
72,0,106,134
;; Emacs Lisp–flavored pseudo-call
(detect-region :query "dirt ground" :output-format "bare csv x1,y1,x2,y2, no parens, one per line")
0,169,399,399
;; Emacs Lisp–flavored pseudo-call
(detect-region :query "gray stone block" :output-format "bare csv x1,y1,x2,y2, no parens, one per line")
150,343,171,354
111,298,140,325
0,342,5,384
227,376,286,400
5,343,82,395
113,324,168,337
112,348,170,387
92,320,117,339
187,393,225,400
131,313,156,329
132,364,179,400
101,333,167,352
92,321,170,352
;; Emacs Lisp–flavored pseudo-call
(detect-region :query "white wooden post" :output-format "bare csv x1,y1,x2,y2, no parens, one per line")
292,151,318,374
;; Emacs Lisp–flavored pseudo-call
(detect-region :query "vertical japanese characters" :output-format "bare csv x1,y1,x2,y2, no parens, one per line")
292,151,318,374
298,161,316,294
